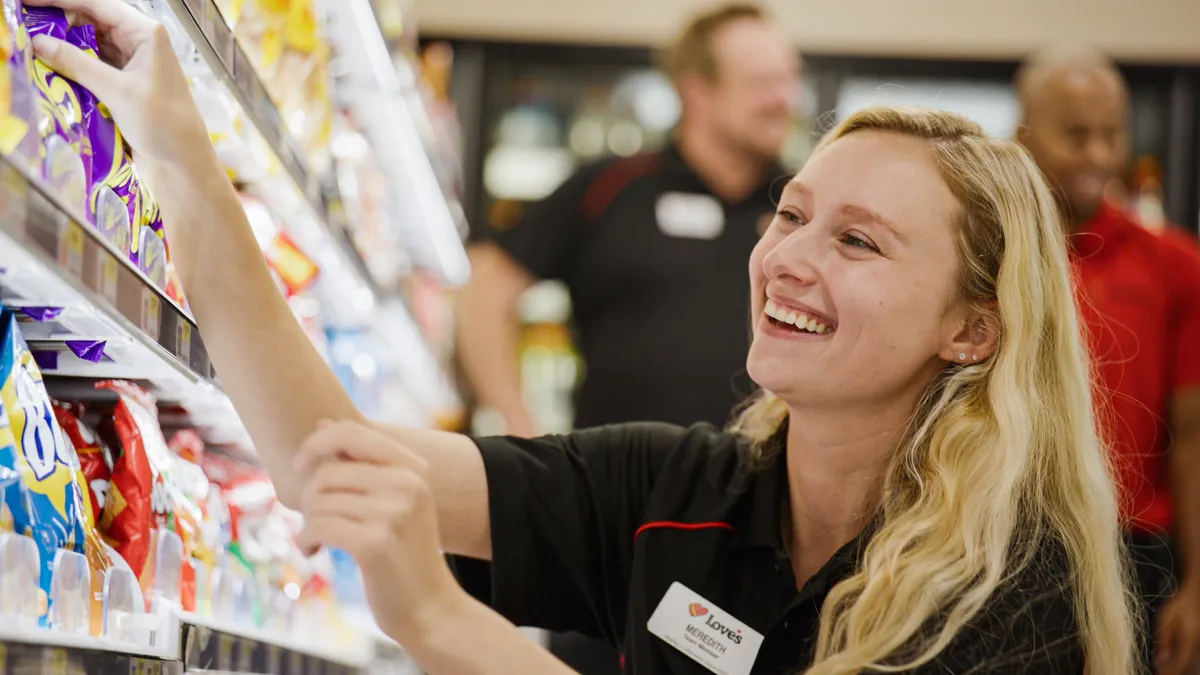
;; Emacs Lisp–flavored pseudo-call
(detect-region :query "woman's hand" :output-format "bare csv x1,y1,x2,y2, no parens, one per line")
1156,583,1200,675
25,0,215,171
294,420,466,640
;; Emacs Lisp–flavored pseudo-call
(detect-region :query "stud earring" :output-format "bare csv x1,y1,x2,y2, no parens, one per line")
958,353,967,361
972,354,978,361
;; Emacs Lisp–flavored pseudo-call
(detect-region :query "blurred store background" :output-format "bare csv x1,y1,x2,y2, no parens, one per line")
0,0,1194,670
409,0,1200,436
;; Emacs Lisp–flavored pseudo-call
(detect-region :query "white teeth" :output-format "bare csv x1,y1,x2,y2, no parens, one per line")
764,299,833,334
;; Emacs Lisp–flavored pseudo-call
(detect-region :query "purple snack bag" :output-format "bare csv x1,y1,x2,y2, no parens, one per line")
24,6,89,212
23,7,87,162
64,23,143,259
122,167,147,266
65,340,106,364
0,0,43,167
66,26,107,207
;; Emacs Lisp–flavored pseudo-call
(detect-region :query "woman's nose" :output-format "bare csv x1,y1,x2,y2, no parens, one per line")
762,228,822,286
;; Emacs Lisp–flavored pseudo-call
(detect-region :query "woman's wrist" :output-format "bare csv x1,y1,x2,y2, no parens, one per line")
137,140,227,199
386,581,476,652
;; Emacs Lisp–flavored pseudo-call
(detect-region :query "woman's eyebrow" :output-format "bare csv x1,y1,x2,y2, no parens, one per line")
841,204,908,243
784,181,907,244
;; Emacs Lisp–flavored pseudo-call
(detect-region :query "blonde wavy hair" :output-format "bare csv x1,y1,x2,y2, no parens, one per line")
731,107,1136,674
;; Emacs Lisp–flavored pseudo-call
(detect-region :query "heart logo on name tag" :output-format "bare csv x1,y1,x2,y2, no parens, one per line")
648,582,765,675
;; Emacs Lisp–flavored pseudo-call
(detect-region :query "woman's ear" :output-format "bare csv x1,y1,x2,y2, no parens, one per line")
938,305,1000,366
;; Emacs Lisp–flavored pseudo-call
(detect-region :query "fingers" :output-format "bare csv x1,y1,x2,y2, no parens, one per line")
23,0,154,35
26,0,158,66
1173,633,1200,675
1155,608,1200,675
298,487,427,561
300,462,419,506
1156,611,1177,674
297,515,375,559
294,420,427,473
302,492,378,521
31,34,125,101
299,459,433,556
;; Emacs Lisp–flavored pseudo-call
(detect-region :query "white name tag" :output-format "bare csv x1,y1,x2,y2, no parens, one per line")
647,582,765,675
656,192,725,240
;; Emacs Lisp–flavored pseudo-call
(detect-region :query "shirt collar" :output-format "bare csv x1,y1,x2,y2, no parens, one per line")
729,420,880,577
730,424,789,551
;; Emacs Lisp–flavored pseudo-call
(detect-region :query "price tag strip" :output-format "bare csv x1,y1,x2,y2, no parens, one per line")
163,0,322,219
201,0,235,71
0,640,183,675
0,157,215,383
181,621,365,675
230,42,311,196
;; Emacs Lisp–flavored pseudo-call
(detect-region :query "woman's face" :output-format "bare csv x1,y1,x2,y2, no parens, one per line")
747,130,969,411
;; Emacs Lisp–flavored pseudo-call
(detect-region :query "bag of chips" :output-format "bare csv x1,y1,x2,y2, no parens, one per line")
0,309,87,624
53,403,114,636
95,381,180,609
168,430,210,612
92,381,155,582
0,0,43,167
23,6,88,210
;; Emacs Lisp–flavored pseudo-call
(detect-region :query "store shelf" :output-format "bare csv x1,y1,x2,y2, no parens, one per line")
163,0,468,291
0,622,175,661
0,611,377,674
0,156,213,389
179,612,372,674
0,636,183,674
167,0,317,213
0,3,459,670
320,0,471,288
158,0,373,332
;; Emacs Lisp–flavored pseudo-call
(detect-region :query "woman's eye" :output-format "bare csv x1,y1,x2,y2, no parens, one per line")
841,233,879,253
776,209,805,226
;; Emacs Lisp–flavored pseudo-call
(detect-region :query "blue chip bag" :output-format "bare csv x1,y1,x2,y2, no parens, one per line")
0,308,86,623
0,387,33,536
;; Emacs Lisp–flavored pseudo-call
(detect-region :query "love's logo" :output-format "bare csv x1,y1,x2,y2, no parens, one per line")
688,603,708,617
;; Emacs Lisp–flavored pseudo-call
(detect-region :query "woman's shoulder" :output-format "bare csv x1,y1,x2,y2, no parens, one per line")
568,422,753,495
566,421,744,462
930,533,1084,673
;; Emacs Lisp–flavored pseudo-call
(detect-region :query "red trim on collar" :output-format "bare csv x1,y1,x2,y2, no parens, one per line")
633,521,736,542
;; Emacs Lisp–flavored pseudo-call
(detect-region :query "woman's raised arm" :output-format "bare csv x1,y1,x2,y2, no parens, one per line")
23,0,491,560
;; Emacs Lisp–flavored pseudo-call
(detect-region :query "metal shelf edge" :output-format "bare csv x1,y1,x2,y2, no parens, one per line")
0,156,214,386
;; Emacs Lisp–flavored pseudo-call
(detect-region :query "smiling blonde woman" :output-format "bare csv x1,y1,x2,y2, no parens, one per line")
29,0,1137,672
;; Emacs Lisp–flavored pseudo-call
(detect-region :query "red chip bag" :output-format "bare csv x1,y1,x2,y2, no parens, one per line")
169,429,205,465
172,485,201,611
96,381,192,611
94,381,157,581
201,452,276,543
52,403,115,637
168,430,211,611
54,403,110,526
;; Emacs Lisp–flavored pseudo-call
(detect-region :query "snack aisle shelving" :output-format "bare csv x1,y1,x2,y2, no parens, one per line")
0,0,461,671
0,155,211,387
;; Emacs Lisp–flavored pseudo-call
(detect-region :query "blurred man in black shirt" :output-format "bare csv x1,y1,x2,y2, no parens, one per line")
455,4,799,672
458,3,798,434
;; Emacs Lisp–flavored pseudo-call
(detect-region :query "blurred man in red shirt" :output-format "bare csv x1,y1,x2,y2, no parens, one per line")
1018,48,1200,675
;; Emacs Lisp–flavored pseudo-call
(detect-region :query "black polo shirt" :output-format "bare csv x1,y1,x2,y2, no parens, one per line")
486,145,780,428
451,423,1085,674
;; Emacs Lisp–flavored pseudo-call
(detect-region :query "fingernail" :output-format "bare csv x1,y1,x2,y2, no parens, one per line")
31,35,56,57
